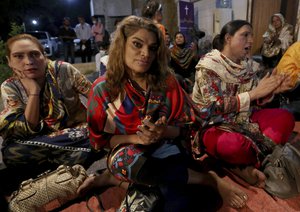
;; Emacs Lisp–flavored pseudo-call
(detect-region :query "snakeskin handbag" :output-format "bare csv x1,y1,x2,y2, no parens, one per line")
9,164,88,212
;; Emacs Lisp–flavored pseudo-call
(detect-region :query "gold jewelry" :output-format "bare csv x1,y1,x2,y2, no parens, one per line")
29,94,39,96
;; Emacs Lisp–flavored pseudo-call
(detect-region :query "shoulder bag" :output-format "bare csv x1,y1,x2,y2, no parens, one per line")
9,164,87,212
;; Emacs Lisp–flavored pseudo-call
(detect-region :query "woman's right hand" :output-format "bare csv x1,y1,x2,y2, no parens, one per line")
13,68,41,95
136,116,167,145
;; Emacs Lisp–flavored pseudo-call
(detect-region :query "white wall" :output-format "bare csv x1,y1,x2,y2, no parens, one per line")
194,0,248,38
91,0,105,15
194,0,215,37
232,0,248,20
106,0,132,16
91,0,132,16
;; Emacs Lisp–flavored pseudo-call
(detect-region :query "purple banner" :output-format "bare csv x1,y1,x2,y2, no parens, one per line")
179,1,194,28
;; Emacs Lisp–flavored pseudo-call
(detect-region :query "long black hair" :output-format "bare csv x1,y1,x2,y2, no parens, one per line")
213,20,252,51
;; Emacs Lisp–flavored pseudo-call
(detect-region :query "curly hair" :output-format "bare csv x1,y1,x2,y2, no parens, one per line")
106,15,171,100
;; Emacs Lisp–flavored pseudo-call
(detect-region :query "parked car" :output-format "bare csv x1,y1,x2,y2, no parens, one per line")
26,31,59,58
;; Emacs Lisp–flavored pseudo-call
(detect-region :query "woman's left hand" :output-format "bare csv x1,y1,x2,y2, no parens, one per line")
136,116,167,145
272,69,294,94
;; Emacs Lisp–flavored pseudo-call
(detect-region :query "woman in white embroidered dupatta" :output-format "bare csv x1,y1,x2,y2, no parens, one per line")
192,20,295,189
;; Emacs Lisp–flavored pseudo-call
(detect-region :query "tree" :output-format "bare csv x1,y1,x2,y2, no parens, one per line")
0,0,42,40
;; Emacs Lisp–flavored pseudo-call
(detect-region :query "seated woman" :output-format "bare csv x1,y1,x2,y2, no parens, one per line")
77,16,248,210
192,20,295,188
261,13,293,69
0,34,100,178
170,32,198,82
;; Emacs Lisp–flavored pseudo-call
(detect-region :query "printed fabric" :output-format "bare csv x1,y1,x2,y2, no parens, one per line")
0,60,91,141
192,49,263,131
87,74,213,151
261,13,294,58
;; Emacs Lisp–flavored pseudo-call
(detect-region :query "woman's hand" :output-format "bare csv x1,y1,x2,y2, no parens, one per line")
13,67,41,95
249,70,284,101
136,116,167,145
273,74,294,94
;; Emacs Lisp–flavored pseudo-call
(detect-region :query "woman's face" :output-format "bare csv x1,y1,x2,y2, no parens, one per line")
7,39,47,80
225,25,253,62
124,28,158,78
175,33,185,45
272,16,282,30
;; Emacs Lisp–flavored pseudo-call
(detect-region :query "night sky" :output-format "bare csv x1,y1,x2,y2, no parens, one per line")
25,0,91,36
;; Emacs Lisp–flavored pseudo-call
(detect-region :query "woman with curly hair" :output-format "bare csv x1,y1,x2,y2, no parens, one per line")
77,15,248,210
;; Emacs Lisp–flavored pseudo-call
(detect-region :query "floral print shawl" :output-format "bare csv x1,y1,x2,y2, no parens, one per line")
0,60,91,141
261,13,294,57
192,49,260,125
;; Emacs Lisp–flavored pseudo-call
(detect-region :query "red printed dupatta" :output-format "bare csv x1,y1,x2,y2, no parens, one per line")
87,74,210,151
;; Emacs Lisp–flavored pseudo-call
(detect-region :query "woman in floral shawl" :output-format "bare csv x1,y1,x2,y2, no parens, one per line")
77,16,249,210
192,20,295,188
261,13,294,68
0,34,98,175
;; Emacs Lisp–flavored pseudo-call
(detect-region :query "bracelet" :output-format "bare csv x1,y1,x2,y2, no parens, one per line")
29,94,39,96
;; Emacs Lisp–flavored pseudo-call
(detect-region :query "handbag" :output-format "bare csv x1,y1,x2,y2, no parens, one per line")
9,164,88,212
118,184,162,212
262,142,300,199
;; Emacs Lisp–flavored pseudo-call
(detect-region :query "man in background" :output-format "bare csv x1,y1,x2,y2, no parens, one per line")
58,17,76,64
75,16,92,63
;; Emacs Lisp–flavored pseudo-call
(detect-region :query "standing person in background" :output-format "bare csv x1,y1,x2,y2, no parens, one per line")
75,16,92,63
58,17,76,64
91,15,104,52
142,0,166,39
95,42,110,76
261,13,294,69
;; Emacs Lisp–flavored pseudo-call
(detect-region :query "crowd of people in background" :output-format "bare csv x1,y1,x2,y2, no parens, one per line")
1,0,300,211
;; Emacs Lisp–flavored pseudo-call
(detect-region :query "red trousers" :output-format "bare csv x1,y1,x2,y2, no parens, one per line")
202,108,295,165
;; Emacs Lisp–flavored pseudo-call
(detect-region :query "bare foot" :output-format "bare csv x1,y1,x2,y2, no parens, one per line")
231,166,266,188
77,169,126,195
209,171,248,209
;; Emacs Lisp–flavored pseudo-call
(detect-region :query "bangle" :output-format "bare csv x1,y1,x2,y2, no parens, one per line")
29,94,39,96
